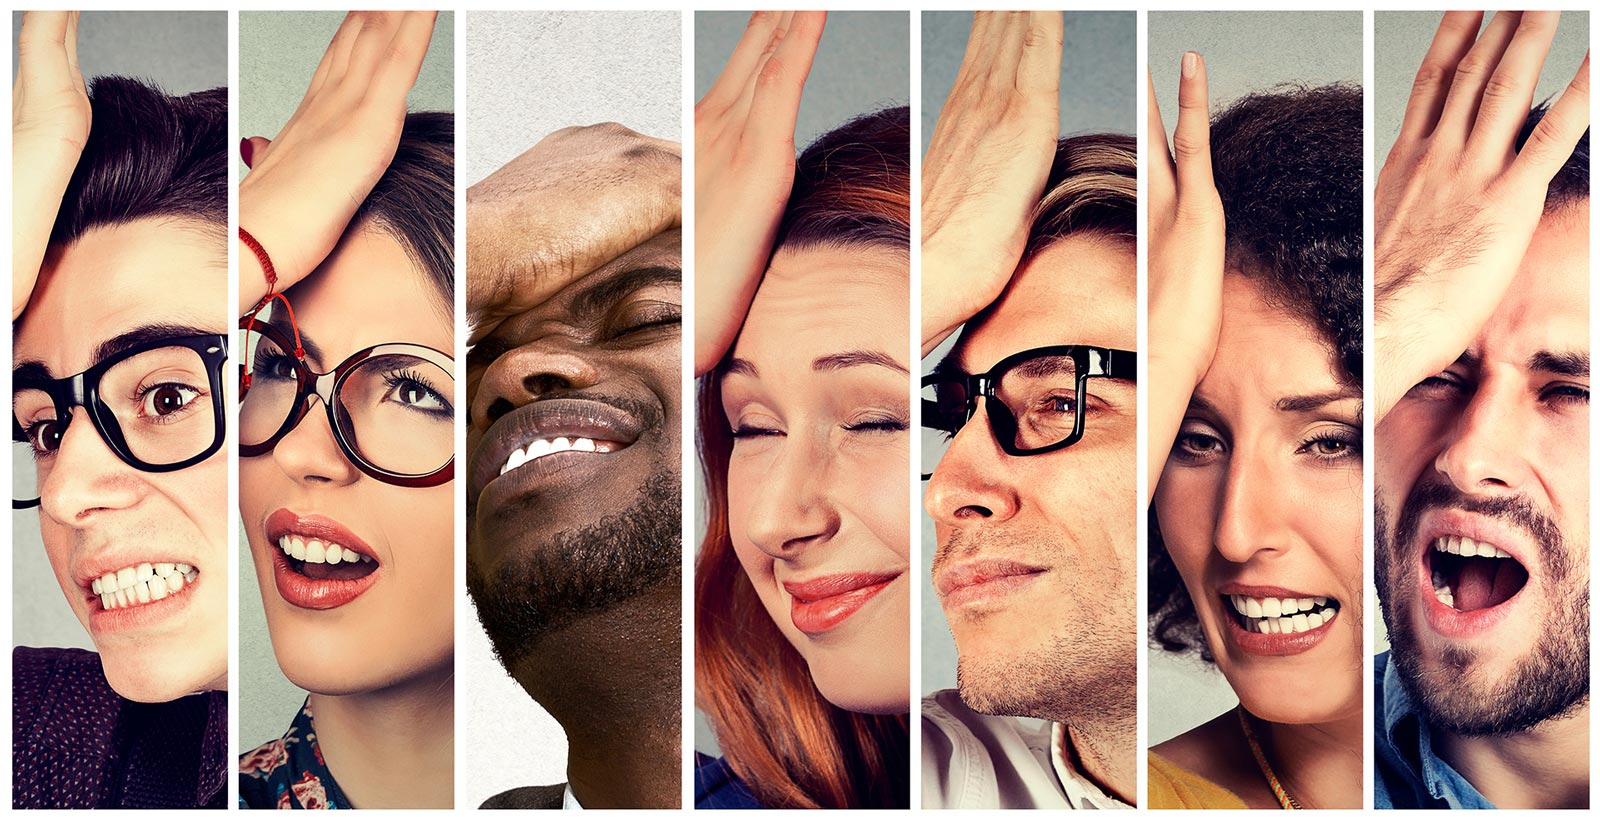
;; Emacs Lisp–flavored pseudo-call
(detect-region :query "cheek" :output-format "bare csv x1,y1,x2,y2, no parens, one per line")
1377,402,1448,494
1302,474,1365,592
1154,466,1222,579
1040,443,1139,555
379,483,456,578
841,440,910,560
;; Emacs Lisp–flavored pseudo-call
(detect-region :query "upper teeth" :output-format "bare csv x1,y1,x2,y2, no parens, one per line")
1433,535,1511,559
92,562,197,610
1227,594,1337,634
499,436,611,476
278,536,373,565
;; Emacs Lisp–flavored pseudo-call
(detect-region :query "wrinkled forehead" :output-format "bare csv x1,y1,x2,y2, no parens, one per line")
953,235,1134,374
733,244,909,367
14,219,226,376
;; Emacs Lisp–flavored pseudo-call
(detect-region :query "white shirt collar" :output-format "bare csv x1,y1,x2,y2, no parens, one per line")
1051,722,1133,809
562,784,583,810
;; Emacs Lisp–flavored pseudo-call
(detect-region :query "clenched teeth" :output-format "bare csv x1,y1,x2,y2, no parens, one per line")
95,562,197,610
499,436,615,476
278,536,373,565
1433,535,1511,560
1227,594,1338,634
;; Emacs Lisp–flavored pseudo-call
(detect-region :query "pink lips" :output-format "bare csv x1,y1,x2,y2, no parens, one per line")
934,559,1047,609
263,509,381,611
784,572,899,634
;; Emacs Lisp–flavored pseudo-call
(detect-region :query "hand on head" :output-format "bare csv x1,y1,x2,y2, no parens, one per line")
12,10,91,321
1374,10,1589,424
693,10,826,375
237,10,439,314
921,11,1063,356
1146,52,1226,503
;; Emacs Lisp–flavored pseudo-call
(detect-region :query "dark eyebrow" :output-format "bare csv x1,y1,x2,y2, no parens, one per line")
1529,350,1589,378
570,266,681,323
264,315,327,367
15,323,219,383
1276,388,1362,413
724,358,759,378
813,350,908,374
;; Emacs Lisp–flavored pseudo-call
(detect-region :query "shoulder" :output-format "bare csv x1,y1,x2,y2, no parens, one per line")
1148,751,1249,809
695,752,764,809
481,784,566,809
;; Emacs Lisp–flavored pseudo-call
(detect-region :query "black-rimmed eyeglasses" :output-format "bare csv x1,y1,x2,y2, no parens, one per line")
921,344,1136,479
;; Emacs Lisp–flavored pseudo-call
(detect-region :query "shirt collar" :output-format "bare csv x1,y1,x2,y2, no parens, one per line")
1380,655,1494,809
1050,722,1133,809
562,784,583,810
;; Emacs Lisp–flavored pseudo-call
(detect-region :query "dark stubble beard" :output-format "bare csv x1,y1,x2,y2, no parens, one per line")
1376,481,1588,736
467,470,681,668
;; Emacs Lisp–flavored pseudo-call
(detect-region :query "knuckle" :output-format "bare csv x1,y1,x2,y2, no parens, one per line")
1481,70,1519,100
1171,132,1208,161
756,56,788,89
1411,62,1451,94
1454,54,1491,80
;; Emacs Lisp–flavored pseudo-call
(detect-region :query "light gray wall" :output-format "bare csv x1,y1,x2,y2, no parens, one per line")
691,10,909,759
12,10,226,654
1146,10,1363,746
237,10,455,753
461,11,682,808
919,11,1136,699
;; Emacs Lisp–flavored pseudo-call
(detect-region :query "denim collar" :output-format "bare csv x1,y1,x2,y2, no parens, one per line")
1378,653,1496,809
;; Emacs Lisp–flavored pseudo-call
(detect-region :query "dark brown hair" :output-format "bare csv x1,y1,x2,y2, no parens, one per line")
696,105,910,809
352,111,454,313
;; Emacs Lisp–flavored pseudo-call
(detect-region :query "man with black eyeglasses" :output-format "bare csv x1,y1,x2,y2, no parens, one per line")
918,13,1139,809
10,13,228,809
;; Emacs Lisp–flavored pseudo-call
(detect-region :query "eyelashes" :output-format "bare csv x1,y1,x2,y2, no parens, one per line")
729,413,910,440
1170,424,1362,466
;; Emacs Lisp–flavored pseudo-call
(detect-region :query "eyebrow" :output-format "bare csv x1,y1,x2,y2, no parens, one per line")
570,265,682,323
1529,350,1589,378
1275,388,1362,413
264,315,327,367
725,350,909,380
14,323,219,383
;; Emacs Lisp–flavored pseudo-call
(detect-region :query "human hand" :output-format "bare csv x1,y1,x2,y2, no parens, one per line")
13,11,91,320
466,123,681,345
693,10,826,375
921,11,1062,357
238,10,438,315
1374,10,1589,424
1147,52,1225,502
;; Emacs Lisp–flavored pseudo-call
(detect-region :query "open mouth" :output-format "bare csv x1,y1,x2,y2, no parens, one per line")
1427,535,1528,613
497,435,630,477
276,535,379,582
1226,593,1340,635
91,562,198,610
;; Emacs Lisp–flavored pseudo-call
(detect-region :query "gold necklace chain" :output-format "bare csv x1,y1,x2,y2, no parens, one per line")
1237,707,1301,810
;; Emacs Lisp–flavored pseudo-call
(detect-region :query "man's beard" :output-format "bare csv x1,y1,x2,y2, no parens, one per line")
938,528,1135,724
467,470,681,668
1376,481,1588,736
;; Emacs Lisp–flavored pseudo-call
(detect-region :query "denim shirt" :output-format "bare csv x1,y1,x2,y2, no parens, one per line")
1374,651,1496,809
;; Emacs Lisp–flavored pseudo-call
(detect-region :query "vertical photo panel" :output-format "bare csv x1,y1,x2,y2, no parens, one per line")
919,9,1139,811
11,10,230,809
236,9,456,809
693,9,912,810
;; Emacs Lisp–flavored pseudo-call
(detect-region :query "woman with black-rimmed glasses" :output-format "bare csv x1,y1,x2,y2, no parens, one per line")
231,12,455,810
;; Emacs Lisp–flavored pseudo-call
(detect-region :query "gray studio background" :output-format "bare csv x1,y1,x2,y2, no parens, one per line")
692,10,909,758
919,11,1135,703
1370,9,1587,661
238,10,454,751
11,10,226,653
1147,10,1362,746
462,11,681,808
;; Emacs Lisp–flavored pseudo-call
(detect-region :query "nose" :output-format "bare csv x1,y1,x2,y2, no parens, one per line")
924,400,1020,526
271,396,360,487
1433,383,1532,496
38,407,144,525
471,333,601,428
742,433,840,559
1212,445,1295,564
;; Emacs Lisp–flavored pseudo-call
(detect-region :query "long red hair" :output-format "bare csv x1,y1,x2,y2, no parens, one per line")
695,106,911,809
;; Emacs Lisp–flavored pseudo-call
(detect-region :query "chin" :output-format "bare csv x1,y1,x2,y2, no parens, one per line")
1230,671,1361,726
101,648,224,703
811,664,909,715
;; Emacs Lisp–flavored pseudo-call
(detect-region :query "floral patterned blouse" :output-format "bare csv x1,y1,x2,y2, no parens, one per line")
239,698,352,809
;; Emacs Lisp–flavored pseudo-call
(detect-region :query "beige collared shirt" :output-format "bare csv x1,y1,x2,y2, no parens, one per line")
922,689,1132,809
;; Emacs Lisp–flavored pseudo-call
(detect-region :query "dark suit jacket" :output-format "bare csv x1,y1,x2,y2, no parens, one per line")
13,646,228,808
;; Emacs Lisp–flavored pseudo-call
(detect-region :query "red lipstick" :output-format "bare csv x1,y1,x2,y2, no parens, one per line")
784,572,899,635
263,509,381,611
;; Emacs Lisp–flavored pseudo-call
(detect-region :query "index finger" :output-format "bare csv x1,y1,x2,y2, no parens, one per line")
701,11,786,111
746,11,826,148
1171,51,1217,210
1147,67,1177,205
16,11,74,87
1016,11,1064,96
1394,10,1484,147
369,11,440,104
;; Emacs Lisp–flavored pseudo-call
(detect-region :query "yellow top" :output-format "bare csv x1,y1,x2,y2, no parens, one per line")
1147,751,1250,810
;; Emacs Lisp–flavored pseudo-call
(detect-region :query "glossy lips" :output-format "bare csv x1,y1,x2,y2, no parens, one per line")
784,572,899,634
470,398,647,505
1219,584,1340,657
934,559,1047,609
264,509,381,610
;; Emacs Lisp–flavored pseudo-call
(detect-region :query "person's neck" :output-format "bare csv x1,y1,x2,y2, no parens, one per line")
511,584,681,809
1066,703,1138,805
1435,703,1590,809
309,662,455,809
1262,709,1364,809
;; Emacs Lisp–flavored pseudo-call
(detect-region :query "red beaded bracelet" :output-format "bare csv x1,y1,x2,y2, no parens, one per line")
238,226,277,307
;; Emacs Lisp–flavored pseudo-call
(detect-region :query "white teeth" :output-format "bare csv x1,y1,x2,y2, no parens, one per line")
92,577,102,594
147,577,167,601
1434,582,1456,609
305,539,327,564
1434,535,1513,560
1245,598,1263,618
117,566,135,589
1231,596,1248,614
135,563,154,583
1262,598,1282,618
1227,594,1338,634
156,563,175,577
343,547,361,564
166,572,184,592
325,543,343,563
289,538,307,560
278,535,372,568
96,560,196,611
498,436,615,476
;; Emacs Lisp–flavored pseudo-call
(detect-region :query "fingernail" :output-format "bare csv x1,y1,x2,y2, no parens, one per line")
1182,51,1198,79
239,138,253,166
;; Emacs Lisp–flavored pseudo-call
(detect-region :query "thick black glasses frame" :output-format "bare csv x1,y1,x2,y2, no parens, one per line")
12,334,229,509
921,344,1137,479
238,319,455,488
